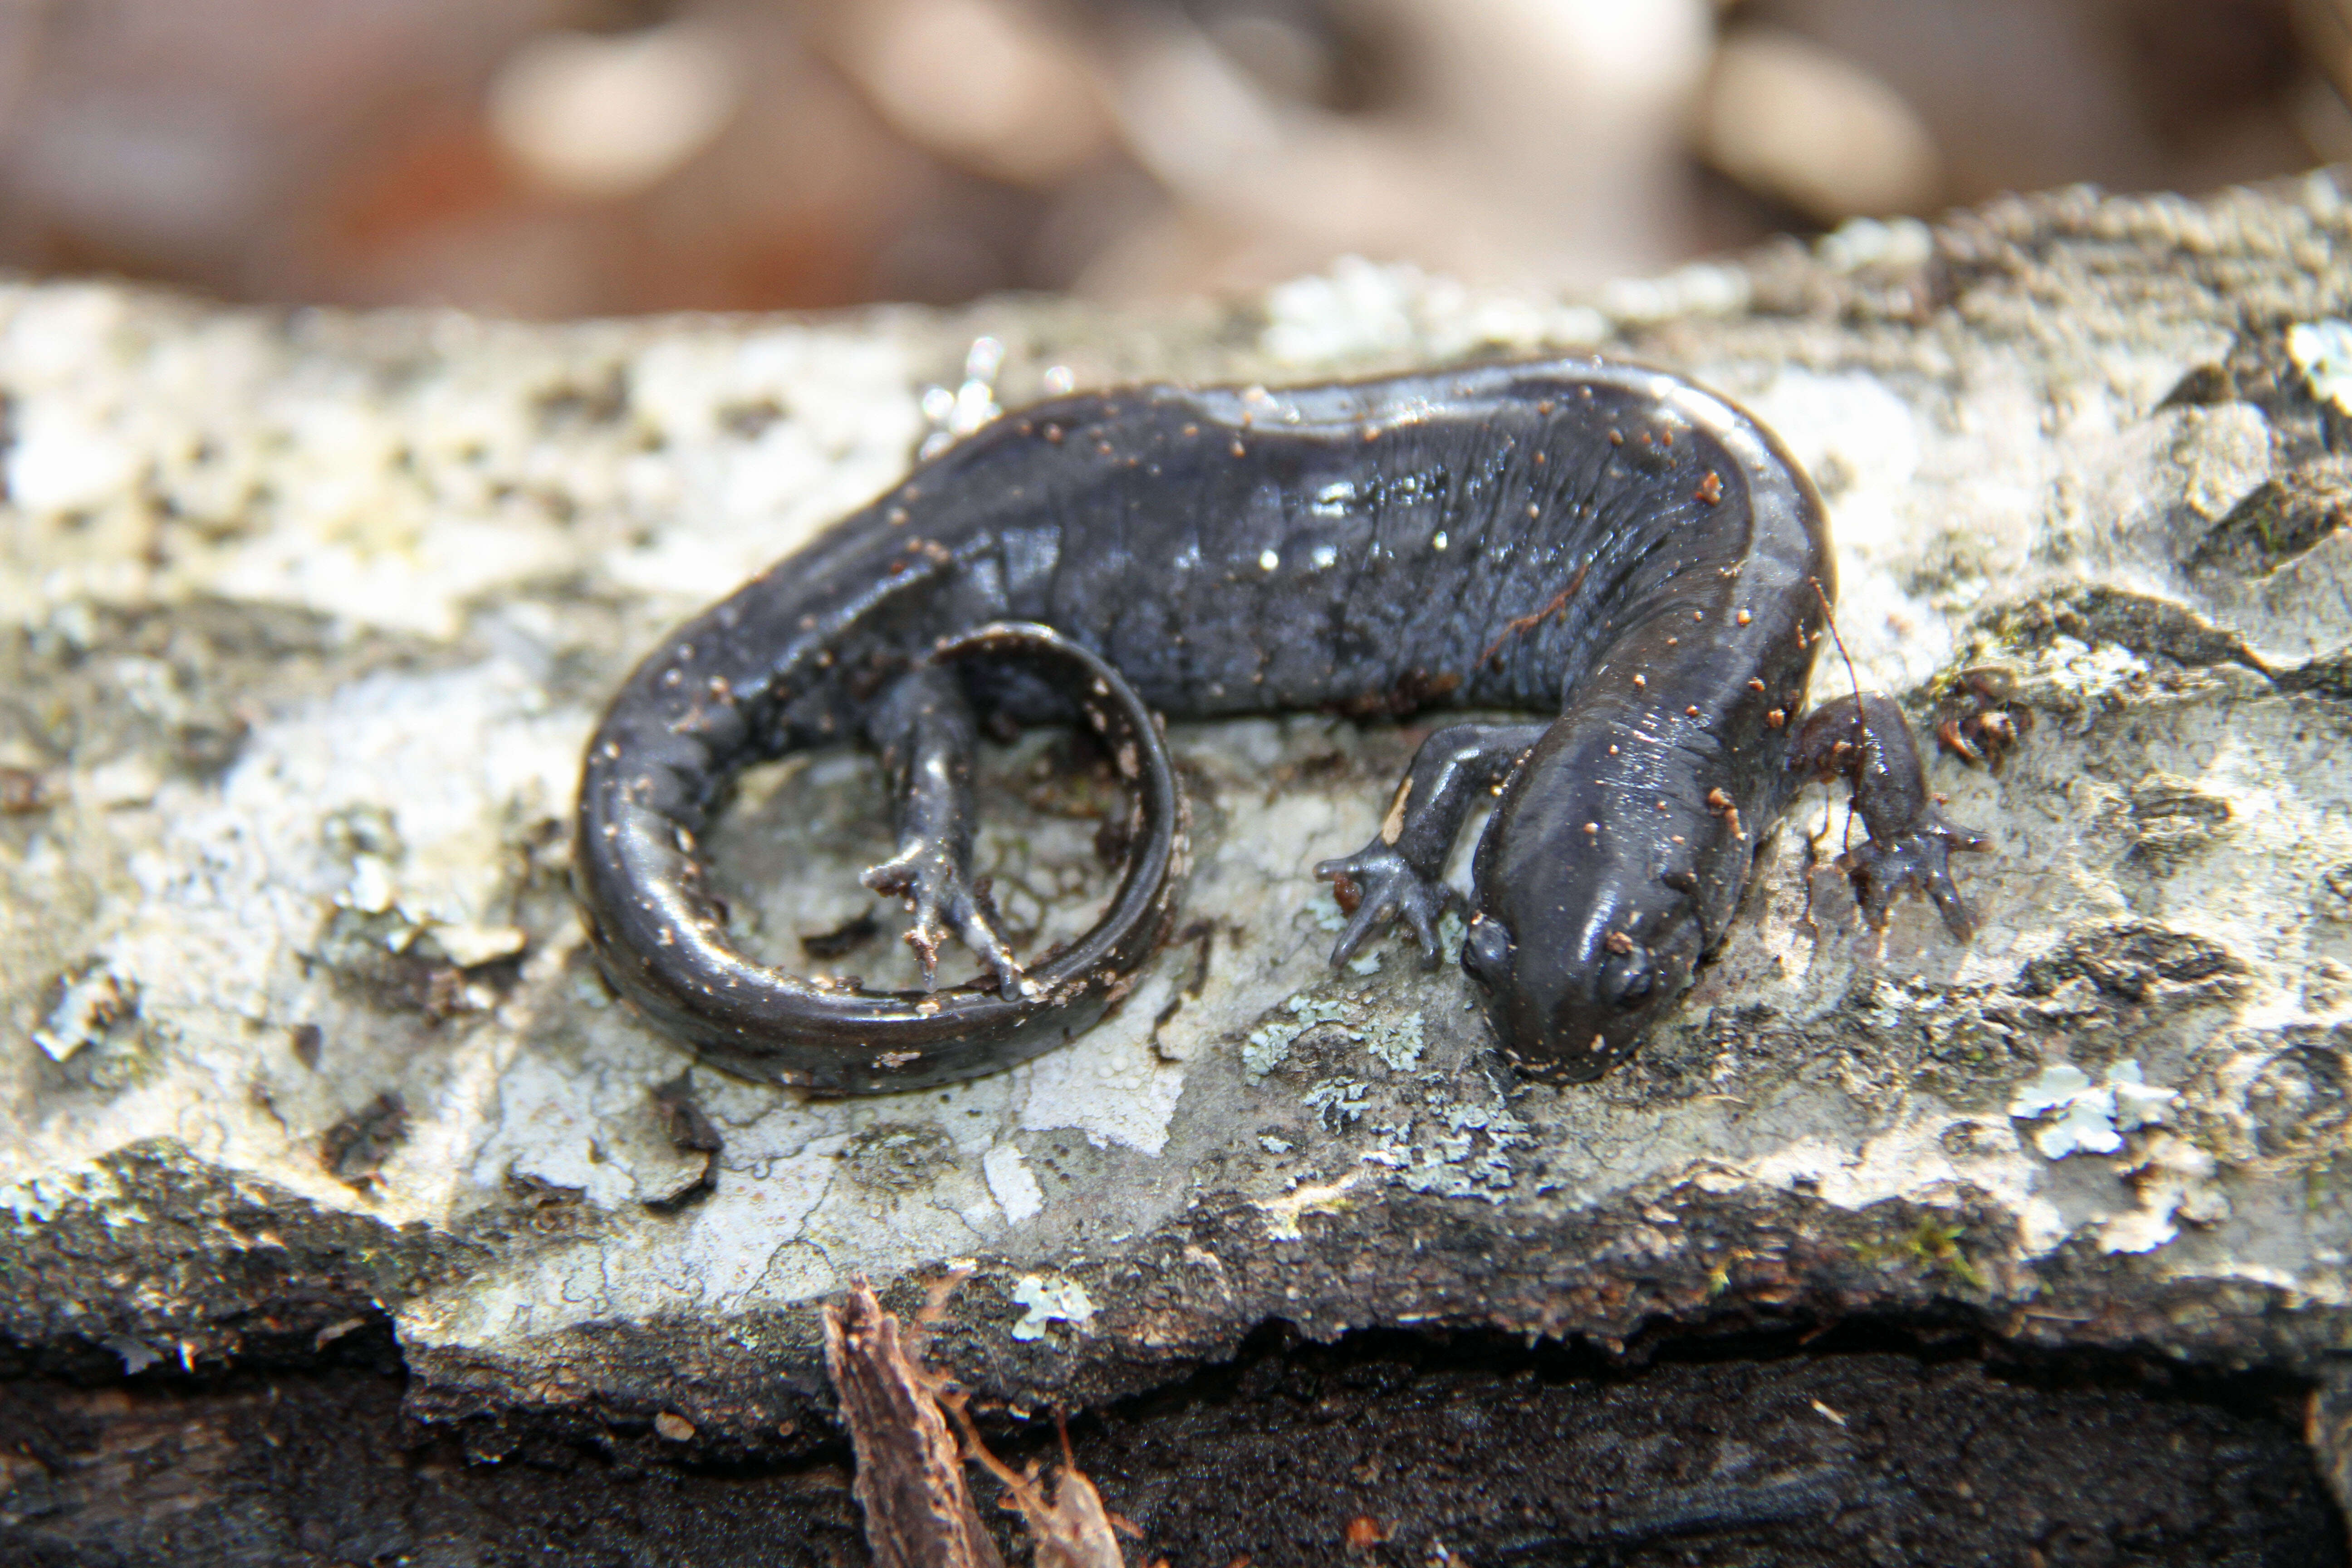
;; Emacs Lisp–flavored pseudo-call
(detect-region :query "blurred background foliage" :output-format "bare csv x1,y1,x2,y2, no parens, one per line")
0,0,2346,316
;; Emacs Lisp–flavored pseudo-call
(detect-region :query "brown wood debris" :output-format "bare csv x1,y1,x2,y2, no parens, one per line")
824,1276,1129,1568
823,1279,1006,1568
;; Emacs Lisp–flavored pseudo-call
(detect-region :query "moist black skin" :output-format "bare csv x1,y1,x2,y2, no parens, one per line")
573,358,1984,1093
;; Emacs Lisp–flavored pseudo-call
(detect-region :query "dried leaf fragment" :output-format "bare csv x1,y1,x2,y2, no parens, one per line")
823,1280,1007,1568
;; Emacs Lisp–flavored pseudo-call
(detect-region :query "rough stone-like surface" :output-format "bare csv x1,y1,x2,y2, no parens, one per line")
8,180,2352,1458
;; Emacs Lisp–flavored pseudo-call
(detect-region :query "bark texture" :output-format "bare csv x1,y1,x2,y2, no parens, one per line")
3,181,2352,1516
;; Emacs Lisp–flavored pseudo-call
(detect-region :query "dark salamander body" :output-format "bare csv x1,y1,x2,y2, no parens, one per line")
576,358,1983,1093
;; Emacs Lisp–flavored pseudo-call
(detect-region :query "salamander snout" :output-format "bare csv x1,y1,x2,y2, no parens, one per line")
1597,940,1656,1007
1462,906,1699,1084
1461,912,1514,989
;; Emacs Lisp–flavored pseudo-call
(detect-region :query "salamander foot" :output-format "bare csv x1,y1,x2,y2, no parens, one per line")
1314,844,1452,965
1841,816,1987,941
861,848,1025,997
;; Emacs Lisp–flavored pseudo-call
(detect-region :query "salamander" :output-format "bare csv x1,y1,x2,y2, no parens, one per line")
573,357,1984,1094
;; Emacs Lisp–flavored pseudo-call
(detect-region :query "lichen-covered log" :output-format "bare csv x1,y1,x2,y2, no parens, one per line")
6,179,2352,1457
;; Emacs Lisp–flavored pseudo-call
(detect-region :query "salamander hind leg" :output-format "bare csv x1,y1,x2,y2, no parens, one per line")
1316,721,1549,965
1793,693,1989,940
861,662,1025,995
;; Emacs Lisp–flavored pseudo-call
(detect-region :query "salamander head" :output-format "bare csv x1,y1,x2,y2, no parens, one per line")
1461,902,1703,1082
1463,752,1720,1083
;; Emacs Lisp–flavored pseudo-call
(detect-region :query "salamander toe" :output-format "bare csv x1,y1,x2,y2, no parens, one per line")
1315,843,1453,966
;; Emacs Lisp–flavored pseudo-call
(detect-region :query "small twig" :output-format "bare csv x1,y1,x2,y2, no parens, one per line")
1808,576,1866,853
1808,576,1862,709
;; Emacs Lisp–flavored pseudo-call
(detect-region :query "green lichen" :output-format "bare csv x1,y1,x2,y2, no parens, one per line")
1854,1216,1985,1291
1366,1010,1426,1073
1242,993,1359,1079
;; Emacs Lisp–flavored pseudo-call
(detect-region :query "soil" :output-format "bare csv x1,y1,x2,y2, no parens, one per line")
0,1322,2337,1568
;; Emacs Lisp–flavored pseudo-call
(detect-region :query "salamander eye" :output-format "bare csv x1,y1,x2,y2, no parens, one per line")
1462,915,1513,986
1598,944,1656,1008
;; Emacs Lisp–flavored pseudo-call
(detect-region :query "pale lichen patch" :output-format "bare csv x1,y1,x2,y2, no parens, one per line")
1009,1273,1096,1340
1242,992,1359,1080
983,1142,1044,1224
2288,318,2352,414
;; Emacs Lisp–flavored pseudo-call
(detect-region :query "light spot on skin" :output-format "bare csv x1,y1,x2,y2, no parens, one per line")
1259,549,1280,572
1380,776,1413,844
1432,531,1449,551
1310,544,1338,569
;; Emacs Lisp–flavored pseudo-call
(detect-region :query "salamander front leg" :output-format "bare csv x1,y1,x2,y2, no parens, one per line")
1315,721,1548,965
1793,692,1988,940
860,664,1025,995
